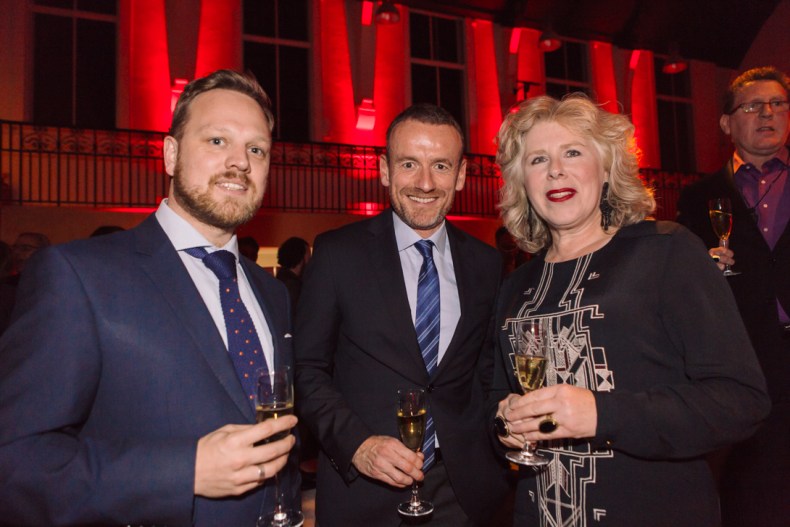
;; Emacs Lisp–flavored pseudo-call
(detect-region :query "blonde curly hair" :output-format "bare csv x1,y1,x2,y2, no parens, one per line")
496,94,655,253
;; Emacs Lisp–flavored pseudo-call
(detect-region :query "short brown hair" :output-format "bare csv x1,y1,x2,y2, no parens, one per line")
723,66,790,114
385,104,464,159
169,69,274,140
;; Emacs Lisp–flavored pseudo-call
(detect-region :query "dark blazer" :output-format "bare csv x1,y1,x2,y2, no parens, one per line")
294,210,509,527
0,214,299,526
677,159,790,526
676,159,790,402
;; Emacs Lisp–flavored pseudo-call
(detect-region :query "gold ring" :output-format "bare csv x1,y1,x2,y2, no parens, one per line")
539,415,559,434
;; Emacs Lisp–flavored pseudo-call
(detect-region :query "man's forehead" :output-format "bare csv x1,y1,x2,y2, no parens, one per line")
393,120,460,138
390,121,463,153
736,80,787,99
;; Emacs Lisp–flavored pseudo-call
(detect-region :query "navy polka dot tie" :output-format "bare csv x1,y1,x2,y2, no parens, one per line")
185,247,268,407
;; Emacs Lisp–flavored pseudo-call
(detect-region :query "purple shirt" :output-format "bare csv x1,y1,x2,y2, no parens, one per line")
733,150,790,323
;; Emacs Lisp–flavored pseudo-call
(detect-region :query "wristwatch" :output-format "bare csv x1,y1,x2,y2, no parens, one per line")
494,415,509,438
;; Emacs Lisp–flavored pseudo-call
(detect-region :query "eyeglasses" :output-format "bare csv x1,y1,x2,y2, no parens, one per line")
728,100,790,114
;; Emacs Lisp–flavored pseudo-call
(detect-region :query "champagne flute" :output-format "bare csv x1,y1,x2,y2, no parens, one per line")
396,388,434,517
506,319,551,467
255,366,304,527
708,197,740,276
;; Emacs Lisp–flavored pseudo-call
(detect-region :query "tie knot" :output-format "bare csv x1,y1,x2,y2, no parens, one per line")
414,240,435,261
185,247,237,280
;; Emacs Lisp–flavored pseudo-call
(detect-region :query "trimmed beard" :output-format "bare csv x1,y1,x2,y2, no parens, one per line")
172,160,261,231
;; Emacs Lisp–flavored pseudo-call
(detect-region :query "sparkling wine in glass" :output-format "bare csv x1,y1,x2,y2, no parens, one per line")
256,366,304,527
708,198,740,276
506,319,551,467
396,388,434,517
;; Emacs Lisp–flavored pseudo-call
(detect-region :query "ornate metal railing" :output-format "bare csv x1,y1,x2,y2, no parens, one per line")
0,120,701,220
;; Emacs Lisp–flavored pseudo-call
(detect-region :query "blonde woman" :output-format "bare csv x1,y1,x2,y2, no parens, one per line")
489,95,770,526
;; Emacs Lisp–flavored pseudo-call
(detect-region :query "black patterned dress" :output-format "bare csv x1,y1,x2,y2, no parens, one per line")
490,221,770,527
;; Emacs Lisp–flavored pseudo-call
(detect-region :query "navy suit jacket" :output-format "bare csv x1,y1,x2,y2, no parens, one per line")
294,210,509,527
0,214,299,526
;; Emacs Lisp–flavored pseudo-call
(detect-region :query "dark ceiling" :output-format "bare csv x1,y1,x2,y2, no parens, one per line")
400,0,782,69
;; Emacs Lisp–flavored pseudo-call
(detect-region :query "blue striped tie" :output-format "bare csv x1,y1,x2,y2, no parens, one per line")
414,240,439,470
184,247,268,408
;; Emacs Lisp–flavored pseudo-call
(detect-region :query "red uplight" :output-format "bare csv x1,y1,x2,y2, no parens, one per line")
662,60,688,74
629,50,641,70
361,1,373,26
170,78,189,113
509,28,522,54
352,201,385,215
537,30,562,52
356,98,376,130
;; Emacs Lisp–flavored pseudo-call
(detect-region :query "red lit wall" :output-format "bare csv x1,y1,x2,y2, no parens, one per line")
516,28,545,100
370,15,408,145
590,41,619,114
122,0,171,131
467,20,502,155
628,50,660,168
690,60,727,172
318,0,357,144
194,0,242,78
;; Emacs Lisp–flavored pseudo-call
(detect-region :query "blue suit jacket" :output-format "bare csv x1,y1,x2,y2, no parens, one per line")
0,215,299,526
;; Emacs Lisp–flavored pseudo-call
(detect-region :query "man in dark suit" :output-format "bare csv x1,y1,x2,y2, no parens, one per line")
677,66,789,527
0,70,300,526
294,104,509,526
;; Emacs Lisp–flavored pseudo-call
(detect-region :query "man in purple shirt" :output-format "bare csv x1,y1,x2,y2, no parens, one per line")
677,66,789,527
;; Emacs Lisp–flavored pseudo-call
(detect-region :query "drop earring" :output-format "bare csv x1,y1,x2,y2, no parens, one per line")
526,203,534,241
599,182,613,231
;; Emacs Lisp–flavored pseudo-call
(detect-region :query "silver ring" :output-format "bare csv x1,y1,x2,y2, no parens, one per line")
257,464,264,480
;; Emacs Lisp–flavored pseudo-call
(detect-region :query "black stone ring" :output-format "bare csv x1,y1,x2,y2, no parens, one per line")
539,415,559,434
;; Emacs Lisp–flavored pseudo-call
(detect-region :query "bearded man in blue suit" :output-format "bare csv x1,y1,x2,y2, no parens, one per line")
0,70,300,526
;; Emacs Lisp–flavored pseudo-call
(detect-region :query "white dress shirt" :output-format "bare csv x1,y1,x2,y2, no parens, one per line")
155,200,275,370
393,212,461,368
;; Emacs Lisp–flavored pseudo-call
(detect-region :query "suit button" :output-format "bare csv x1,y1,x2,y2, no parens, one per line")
427,384,435,393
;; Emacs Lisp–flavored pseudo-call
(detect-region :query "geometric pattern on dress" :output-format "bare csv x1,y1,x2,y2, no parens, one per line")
504,253,615,527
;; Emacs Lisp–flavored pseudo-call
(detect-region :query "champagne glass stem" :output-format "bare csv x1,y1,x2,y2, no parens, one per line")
720,237,736,275
271,473,287,526
409,482,421,509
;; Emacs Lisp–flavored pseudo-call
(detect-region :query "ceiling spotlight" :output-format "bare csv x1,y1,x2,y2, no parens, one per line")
537,28,562,52
662,44,688,74
375,1,400,24
662,55,688,74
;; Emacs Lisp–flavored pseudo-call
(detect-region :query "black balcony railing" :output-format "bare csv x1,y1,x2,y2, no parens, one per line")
0,120,701,220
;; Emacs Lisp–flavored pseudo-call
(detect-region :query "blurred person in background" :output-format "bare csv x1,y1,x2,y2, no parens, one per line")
677,65,790,526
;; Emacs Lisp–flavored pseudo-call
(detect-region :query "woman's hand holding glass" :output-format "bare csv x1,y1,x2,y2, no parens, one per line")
498,385,598,443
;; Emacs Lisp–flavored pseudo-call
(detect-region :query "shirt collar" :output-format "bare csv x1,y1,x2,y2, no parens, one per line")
392,210,449,255
732,147,790,177
155,199,239,257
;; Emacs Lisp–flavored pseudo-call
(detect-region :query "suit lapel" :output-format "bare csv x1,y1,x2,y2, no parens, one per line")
133,216,254,421
241,259,290,371
368,212,431,381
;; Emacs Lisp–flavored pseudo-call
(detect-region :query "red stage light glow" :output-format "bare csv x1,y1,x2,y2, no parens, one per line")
509,28,522,54
361,1,374,26
356,98,376,130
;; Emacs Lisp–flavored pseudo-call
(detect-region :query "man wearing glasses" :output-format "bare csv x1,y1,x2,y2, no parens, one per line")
677,66,790,527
